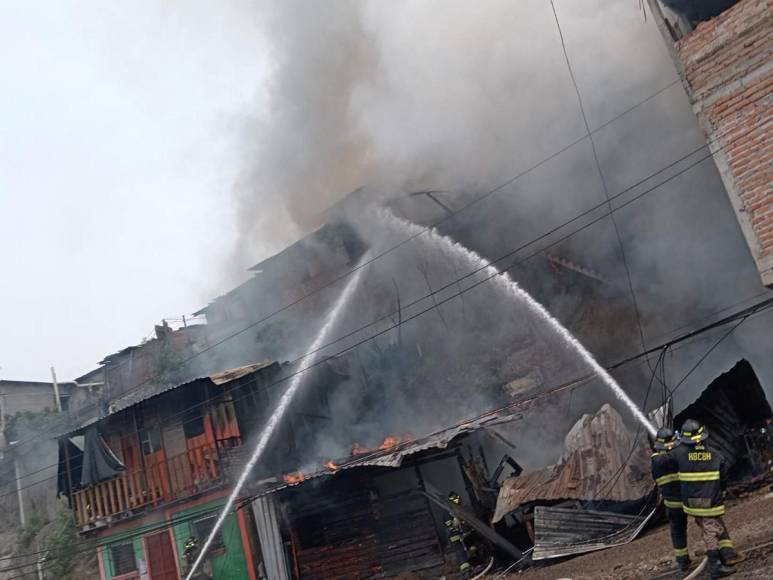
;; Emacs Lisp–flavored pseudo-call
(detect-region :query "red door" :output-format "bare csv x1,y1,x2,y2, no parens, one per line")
145,531,178,580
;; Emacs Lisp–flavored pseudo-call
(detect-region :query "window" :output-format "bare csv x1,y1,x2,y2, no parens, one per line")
139,425,162,456
110,542,137,576
193,515,225,552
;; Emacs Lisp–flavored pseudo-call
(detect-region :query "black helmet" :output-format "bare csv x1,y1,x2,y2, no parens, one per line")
654,427,679,451
448,491,461,505
680,419,708,444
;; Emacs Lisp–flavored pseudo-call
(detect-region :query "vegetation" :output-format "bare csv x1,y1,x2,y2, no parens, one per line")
3,408,72,444
44,507,93,579
153,340,191,386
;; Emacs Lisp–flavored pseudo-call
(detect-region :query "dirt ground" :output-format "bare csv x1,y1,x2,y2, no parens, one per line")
505,488,773,580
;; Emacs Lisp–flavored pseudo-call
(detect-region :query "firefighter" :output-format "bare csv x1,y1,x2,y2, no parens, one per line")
445,492,473,577
673,419,737,578
183,537,212,580
444,491,492,578
651,427,690,571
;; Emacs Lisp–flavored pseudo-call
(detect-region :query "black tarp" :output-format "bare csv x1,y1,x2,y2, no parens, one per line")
57,438,84,500
661,0,740,26
79,427,125,487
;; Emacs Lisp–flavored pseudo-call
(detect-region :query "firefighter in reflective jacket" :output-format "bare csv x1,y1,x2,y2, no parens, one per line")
651,427,690,571
673,419,738,578
445,492,479,578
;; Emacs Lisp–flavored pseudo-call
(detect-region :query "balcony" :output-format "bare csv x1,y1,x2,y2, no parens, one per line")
72,442,227,529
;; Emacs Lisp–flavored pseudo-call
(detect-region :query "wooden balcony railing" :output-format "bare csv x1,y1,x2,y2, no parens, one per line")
72,443,223,528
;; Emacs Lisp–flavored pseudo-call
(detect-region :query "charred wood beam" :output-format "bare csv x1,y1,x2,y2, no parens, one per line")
419,488,523,560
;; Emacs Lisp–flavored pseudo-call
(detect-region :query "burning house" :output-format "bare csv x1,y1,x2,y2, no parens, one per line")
56,352,530,579
56,363,275,579
53,181,687,579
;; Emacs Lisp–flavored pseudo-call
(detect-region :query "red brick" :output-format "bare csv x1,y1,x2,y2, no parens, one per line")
677,0,773,283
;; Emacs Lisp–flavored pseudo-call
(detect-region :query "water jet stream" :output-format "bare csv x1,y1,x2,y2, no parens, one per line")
381,210,655,437
185,255,369,580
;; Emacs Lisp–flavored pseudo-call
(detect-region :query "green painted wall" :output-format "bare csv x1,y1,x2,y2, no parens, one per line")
97,500,249,580
171,500,250,580
99,526,147,579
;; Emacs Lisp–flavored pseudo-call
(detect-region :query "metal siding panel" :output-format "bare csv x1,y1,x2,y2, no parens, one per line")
532,505,654,560
252,496,291,580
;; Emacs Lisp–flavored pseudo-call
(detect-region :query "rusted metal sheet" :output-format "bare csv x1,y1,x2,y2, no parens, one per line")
209,361,273,385
493,404,652,522
63,362,277,436
257,413,517,498
532,505,654,560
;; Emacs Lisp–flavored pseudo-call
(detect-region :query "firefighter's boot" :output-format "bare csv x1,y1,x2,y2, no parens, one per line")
720,546,740,566
707,550,736,578
675,554,690,572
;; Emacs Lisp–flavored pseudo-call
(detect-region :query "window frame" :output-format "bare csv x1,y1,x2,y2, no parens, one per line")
109,541,138,578
192,514,226,555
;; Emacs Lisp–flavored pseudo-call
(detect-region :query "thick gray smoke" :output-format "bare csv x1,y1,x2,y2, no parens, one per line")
223,0,772,469
231,0,670,269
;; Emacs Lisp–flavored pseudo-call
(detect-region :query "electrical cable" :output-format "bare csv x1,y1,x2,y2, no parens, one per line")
0,501,247,575
3,286,771,511
591,348,666,500
550,0,667,395
669,314,750,397
1,116,763,496
5,95,754,468
0,130,726,476
2,301,771,570
0,147,723,498
0,76,701,456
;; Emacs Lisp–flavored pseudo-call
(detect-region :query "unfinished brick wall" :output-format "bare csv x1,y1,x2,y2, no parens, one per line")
674,0,772,286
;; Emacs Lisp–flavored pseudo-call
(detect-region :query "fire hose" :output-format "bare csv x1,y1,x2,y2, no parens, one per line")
470,556,494,580
682,557,707,580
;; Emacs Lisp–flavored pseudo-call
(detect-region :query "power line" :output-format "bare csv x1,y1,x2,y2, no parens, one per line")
2,89,758,482
550,0,666,395
0,143,720,494
0,502,248,578
3,299,771,569
0,138,754,494
669,315,750,396
0,75,692,456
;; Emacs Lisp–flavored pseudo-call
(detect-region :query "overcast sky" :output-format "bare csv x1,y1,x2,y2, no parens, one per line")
1,1,269,380
3,0,751,388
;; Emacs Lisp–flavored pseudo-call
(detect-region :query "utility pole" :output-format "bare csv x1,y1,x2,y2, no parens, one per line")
14,456,26,526
50,366,62,413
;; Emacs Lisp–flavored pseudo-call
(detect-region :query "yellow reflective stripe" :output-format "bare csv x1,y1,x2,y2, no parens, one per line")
674,547,689,557
679,471,720,481
656,473,679,485
719,539,735,549
683,505,725,517
664,499,684,509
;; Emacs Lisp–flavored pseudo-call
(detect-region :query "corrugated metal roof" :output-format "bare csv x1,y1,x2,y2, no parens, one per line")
107,360,276,414
62,361,276,437
675,359,772,472
532,505,655,560
210,361,274,385
254,414,514,496
493,404,652,522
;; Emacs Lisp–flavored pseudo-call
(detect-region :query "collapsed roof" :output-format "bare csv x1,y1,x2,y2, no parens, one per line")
674,358,772,475
493,404,652,523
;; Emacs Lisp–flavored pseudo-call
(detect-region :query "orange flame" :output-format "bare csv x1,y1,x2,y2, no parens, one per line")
324,460,338,471
283,471,305,485
378,436,399,450
351,443,369,456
